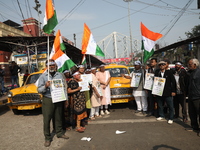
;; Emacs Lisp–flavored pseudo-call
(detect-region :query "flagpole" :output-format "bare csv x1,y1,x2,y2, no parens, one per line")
89,55,91,68
47,35,50,81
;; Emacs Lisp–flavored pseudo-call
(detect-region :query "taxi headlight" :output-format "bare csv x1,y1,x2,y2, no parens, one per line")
7,92,13,98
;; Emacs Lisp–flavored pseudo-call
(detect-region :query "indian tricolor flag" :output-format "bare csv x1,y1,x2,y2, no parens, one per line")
50,30,76,72
81,54,86,65
82,23,105,57
141,22,163,63
43,0,58,34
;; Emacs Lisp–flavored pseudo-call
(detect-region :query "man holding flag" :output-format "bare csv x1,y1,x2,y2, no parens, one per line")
37,59,69,147
38,0,76,147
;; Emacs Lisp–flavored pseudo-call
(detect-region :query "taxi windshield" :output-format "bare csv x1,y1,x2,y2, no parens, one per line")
106,68,129,77
25,73,42,84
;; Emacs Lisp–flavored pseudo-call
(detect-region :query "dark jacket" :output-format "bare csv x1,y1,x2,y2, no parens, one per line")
188,68,200,101
155,69,176,97
9,65,21,76
0,68,4,77
173,68,189,94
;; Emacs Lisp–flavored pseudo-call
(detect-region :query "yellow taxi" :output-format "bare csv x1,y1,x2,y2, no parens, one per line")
6,70,44,115
105,64,134,104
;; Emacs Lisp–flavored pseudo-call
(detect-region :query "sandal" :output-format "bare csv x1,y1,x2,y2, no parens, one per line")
89,117,95,120
75,127,84,133
95,115,102,118
80,126,86,130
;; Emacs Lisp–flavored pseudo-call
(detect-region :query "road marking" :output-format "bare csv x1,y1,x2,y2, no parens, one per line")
89,118,167,124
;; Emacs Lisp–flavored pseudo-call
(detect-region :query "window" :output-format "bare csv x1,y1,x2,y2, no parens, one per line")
26,73,42,84
106,68,129,77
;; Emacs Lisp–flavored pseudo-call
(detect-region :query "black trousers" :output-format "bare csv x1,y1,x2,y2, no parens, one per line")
173,94,187,119
188,99,200,130
148,90,157,116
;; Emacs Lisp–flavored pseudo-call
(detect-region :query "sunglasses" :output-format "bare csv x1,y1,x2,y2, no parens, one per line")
159,63,166,66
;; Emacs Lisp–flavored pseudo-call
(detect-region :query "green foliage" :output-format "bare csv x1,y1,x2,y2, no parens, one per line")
185,24,200,38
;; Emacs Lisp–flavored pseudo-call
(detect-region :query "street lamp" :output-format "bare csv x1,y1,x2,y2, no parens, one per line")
123,0,133,57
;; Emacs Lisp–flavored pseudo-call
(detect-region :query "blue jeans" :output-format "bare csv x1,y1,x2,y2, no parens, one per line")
0,77,5,93
157,96,174,120
11,75,20,89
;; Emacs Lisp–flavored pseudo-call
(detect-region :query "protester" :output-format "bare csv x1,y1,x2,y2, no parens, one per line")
155,61,176,124
173,61,188,122
164,59,171,70
63,70,71,82
67,71,87,133
37,59,69,147
96,64,111,115
122,61,148,115
78,65,91,126
147,58,158,117
63,70,74,130
0,65,5,94
9,61,21,89
22,69,30,86
89,67,102,120
145,63,151,72
187,58,200,134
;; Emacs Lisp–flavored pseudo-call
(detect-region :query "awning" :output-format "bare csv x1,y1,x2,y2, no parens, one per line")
0,36,104,67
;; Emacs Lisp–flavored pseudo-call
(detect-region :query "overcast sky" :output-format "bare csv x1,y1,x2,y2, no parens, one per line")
0,0,199,58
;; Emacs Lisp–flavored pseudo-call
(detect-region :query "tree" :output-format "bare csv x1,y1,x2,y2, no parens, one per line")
185,24,200,61
185,24,200,38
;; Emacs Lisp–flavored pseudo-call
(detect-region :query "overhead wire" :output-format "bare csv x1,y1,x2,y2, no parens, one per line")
24,0,30,19
159,0,194,40
64,0,160,37
56,0,86,28
102,0,174,17
26,0,33,18
16,0,32,36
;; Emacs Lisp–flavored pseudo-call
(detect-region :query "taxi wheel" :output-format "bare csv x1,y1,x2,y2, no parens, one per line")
12,109,21,115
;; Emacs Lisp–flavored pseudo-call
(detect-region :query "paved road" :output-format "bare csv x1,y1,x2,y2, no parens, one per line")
0,103,199,150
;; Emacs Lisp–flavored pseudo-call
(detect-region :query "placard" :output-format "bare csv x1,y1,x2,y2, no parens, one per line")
130,73,141,87
144,73,154,90
81,74,92,84
78,81,89,92
152,77,166,96
51,79,67,103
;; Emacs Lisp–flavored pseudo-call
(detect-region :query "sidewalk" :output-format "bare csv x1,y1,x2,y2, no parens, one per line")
0,83,10,113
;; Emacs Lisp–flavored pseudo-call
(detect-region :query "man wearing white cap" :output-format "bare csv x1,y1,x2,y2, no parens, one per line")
123,61,148,115
37,59,69,147
173,61,188,122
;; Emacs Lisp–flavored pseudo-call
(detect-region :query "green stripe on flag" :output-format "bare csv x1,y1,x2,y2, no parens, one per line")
95,45,105,57
142,40,154,63
60,43,66,51
57,59,75,73
43,11,58,34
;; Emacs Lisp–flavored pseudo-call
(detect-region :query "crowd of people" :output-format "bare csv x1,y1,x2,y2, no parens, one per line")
37,59,112,147
128,58,199,133
36,58,200,147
